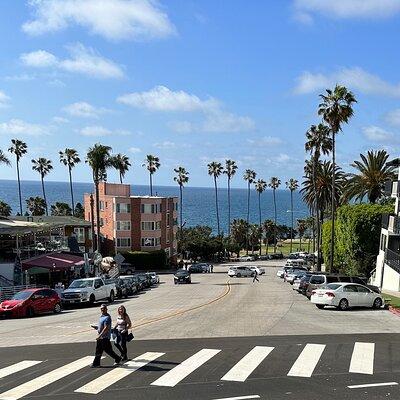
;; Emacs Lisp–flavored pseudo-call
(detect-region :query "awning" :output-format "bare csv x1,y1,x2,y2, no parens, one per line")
22,253,85,272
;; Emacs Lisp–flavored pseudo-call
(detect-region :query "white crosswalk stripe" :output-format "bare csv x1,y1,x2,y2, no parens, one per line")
75,352,165,394
349,342,375,375
0,356,93,400
0,361,42,379
151,348,221,387
221,346,274,382
287,344,326,378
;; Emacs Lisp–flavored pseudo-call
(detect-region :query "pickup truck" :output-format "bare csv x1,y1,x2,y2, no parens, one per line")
61,277,116,305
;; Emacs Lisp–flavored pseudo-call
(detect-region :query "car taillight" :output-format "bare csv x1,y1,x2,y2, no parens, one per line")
311,290,316,295
326,292,335,297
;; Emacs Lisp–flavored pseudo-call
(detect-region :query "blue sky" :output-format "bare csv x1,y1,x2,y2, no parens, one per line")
0,0,399,188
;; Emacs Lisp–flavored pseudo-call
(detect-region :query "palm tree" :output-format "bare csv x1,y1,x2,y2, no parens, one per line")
0,150,10,166
263,219,275,255
297,219,307,252
0,200,12,216
26,196,46,216
286,178,299,254
86,143,112,252
243,169,257,254
223,159,237,236
142,155,160,196
344,150,396,204
31,158,53,216
8,139,27,215
318,85,357,271
59,148,80,214
230,218,249,252
174,166,189,237
268,177,281,253
255,179,267,255
51,202,72,216
305,123,332,270
111,153,131,184
207,161,223,235
249,224,262,255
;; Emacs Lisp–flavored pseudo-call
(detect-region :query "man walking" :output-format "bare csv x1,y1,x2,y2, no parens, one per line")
92,304,121,368
253,269,259,283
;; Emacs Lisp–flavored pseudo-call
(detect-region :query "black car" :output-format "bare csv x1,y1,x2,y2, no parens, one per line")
174,269,191,284
134,274,151,289
120,276,139,296
269,252,284,259
188,263,209,273
105,278,128,299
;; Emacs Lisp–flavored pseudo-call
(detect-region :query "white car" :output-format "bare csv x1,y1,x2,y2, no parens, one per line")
277,266,291,278
239,256,255,262
311,282,384,311
249,266,265,275
228,266,255,278
146,272,160,284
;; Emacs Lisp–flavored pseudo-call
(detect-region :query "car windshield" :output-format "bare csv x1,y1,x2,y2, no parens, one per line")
12,291,32,300
69,280,93,288
176,270,189,276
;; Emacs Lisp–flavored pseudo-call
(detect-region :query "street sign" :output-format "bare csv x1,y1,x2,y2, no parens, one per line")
114,253,125,265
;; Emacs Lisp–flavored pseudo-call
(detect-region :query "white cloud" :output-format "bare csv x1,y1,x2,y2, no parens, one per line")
153,140,176,149
362,126,396,142
4,74,35,81
247,136,283,146
0,119,48,136
23,0,176,41
63,101,109,118
21,43,124,79
294,67,400,97
52,116,69,124
80,125,131,137
167,120,194,134
129,147,141,153
294,0,400,23
274,153,291,163
0,91,10,108
202,110,255,133
385,109,400,127
48,79,66,87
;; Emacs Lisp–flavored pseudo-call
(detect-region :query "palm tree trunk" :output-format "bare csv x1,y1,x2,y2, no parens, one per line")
95,180,101,252
299,235,302,252
179,184,183,259
313,156,321,271
266,241,269,255
214,176,220,235
68,166,75,215
41,176,48,216
246,182,250,255
290,190,293,253
16,160,23,215
330,132,336,272
273,189,277,253
258,192,262,256
120,172,123,184
227,177,231,236
149,173,153,196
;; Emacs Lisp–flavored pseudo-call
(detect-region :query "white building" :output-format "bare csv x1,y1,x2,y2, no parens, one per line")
372,158,400,291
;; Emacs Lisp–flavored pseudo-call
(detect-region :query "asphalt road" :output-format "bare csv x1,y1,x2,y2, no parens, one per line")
1,333,400,400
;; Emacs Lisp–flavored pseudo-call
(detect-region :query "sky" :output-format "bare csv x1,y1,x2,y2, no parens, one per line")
0,0,399,189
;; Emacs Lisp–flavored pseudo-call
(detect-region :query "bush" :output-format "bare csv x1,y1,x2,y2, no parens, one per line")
121,250,168,270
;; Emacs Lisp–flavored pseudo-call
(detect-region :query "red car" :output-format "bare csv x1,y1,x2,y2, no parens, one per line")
0,288,62,318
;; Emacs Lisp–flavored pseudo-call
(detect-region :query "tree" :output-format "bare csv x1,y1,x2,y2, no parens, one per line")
51,202,72,216
223,159,237,236
31,157,53,216
255,179,267,255
142,155,160,196
318,85,357,271
297,219,307,251
243,169,257,254
230,218,249,250
26,196,46,216
286,178,299,254
59,148,81,214
8,139,27,215
74,202,85,219
305,123,332,270
174,166,189,241
0,150,10,166
344,150,396,204
268,177,281,253
207,162,223,236
0,200,12,216
111,153,131,184
263,219,275,255
249,224,262,254
86,143,112,252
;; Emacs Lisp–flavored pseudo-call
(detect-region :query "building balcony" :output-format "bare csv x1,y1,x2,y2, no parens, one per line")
382,214,400,234
384,181,400,197
385,248,400,273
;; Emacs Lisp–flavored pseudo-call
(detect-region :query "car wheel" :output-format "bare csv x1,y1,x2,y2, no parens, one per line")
26,307,35,318
338,298,349,311
316,304,325,309
89,294,95,306
108,291,115,303
237,273,241,278
53,303,62,314
174,281,177,285
373,297,383,309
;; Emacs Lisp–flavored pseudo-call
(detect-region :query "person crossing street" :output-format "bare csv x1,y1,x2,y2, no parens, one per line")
253,269,259,283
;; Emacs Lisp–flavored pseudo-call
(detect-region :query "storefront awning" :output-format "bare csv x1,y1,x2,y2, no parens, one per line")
22,253,85,272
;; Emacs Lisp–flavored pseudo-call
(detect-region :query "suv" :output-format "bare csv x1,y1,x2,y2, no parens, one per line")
228,266,254,278
189,263,209,273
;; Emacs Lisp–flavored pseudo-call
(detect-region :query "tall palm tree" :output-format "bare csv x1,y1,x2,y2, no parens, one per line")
285,178,299,254
59,148,80,214
297,219,307,252
0,150,10,166
243,169,257,254
208,161,223,236
111,153,131,184
344,150,396,204
269,177,281,253
174,166,189,238
318,85,357,271
223,159,237,236
0,200,12,216
263,219,275,255
255,179,267,255
31,158,53,216
8,139,27,215
305,123,332,270
86,144,112,252
142,155,160,196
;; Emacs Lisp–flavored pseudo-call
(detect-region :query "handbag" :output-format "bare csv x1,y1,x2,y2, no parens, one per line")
127,331,134,342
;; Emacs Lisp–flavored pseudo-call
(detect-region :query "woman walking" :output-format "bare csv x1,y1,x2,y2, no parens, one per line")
113,305,132,361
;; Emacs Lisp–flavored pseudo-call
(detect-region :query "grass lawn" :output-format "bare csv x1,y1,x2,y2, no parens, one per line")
383,293,400,309
239,239,315,256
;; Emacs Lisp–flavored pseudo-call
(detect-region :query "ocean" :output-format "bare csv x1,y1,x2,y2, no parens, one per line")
0,179,309,234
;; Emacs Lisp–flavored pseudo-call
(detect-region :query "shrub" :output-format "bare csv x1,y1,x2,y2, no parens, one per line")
122,250,168,270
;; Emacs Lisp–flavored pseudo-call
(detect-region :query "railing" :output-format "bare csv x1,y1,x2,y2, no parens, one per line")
384,181,400,197
0,284,48,302
385,248,400,273
382,214,400,234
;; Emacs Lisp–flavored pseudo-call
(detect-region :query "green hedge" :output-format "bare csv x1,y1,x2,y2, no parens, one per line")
121,250,168,270
322,203,393,275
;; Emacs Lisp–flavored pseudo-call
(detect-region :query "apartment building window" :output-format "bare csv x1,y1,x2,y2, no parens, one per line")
100,218,104,227
165,248,171,257
117,237,131,247
116,221,131,231
74,228,85,242
141,204,161,214
116,203,131,213
99,201,105,211
166,213,170,228
380,233,387,251
141,237,161,247
141,221,161,231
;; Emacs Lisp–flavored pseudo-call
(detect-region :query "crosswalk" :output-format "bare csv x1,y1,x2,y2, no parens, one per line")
0,341,382,399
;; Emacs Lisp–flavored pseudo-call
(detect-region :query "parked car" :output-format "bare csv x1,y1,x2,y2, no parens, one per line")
119,275,139,295
238,256,255,262
284,259,309,269
134,273,152,288
119,262,135,275
61,277,116,305
249,266,265,275
174,269,191,284
269,252,284,259
285,268,308,284
293,274,313,294
276,266,291,278
311,283,384,310
105,278,128,299
0,288,62,318
189,263,210,273
228,266,255,278
146,272,160,284
258,255,271,260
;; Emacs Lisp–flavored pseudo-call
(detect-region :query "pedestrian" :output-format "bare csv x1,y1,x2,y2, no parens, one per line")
211,264,214,273
113,305,132,361
92,304,122,368
253,269,259,283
